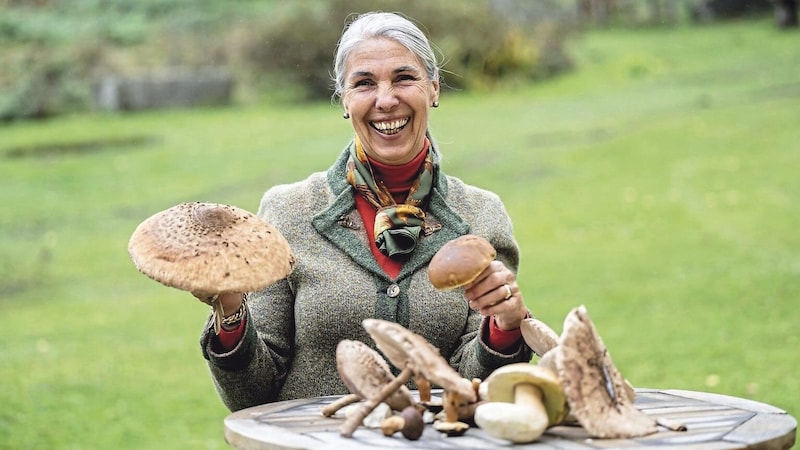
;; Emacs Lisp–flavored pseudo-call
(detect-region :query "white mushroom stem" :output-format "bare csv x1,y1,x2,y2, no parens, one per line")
321,393,361,417
474,383,549,444
515,383,547,422
340,366,414,438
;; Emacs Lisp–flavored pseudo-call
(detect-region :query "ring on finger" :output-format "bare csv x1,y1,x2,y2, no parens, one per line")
503,284,512,300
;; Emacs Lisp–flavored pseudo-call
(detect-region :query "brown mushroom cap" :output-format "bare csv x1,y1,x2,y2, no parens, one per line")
555,305,657,439
362,319,477,403
128,202,294,294
428,234,496,290
335,339,415,412
483,363,568,426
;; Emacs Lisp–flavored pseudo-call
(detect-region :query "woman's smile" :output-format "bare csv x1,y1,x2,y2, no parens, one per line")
370,117,410,135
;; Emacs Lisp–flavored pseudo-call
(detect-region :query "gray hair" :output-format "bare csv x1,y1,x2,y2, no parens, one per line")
332,12,440,99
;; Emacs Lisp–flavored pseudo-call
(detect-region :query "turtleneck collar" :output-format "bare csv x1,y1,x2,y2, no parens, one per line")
367,139,430,202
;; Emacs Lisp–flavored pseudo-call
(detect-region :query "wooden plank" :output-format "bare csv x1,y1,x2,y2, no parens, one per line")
722,412,798,450
664,390,789,414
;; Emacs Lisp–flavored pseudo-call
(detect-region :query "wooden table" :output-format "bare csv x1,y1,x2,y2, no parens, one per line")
224,389,797,449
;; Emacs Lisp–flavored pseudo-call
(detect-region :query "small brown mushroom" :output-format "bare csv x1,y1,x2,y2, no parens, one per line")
380,406,424,440
323,339,414,418
555,305,658,439
428,234,495,290
128,202,294,333
473,363,567,443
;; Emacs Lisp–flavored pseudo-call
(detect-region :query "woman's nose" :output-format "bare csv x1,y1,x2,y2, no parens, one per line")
374,82,399,111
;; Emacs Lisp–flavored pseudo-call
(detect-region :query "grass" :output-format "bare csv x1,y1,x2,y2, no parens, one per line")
1,19,798,449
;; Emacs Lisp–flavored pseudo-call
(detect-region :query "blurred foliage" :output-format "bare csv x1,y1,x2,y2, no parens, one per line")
245,0,576,99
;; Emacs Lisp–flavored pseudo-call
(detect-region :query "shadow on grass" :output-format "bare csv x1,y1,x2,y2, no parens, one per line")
4,135,161,159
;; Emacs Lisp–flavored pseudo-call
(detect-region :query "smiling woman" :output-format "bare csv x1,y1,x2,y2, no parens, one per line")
192,11,534,413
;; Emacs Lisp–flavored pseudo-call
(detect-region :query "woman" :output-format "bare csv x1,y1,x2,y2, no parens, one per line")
199,11,533,412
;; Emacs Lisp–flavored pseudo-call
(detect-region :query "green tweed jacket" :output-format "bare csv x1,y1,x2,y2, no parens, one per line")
200,141,533,412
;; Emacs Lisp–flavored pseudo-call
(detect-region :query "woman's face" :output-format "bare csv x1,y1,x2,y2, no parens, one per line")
342,37,440,165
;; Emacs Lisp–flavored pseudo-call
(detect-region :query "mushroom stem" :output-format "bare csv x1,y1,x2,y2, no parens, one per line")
443,391,461,423
210,295,225,335
416,376,431,403
340,366,414,438
515,383,550,439
321,393,361,417
515,383,548,422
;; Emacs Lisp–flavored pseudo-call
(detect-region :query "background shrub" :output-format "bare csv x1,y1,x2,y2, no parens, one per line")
243,0,576,99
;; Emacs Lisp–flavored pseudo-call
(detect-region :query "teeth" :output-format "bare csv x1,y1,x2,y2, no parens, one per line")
371,117,409,134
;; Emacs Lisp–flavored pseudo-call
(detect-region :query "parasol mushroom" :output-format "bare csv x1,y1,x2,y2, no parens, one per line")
322,339,415,417
473,363,568,444
555,305,658,439
339,319,476,438
128,201,294,334
428,234,496,290
520,317,560,357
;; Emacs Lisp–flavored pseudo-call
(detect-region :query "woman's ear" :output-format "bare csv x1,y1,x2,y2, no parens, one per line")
430,79,440,105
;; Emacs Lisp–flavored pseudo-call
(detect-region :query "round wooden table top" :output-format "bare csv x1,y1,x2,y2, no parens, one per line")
223,388,797,449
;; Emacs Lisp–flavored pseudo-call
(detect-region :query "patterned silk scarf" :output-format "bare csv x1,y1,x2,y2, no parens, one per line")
346,136,435,259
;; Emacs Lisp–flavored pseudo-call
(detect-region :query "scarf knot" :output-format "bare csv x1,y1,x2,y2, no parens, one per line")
346,137,435,259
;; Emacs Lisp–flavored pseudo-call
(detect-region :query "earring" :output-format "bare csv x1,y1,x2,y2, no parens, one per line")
343,112,350,119
432,101,439,108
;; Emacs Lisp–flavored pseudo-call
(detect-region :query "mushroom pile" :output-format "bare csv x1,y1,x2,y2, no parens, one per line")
325,234,660,442
334,319,479,439
127,201,294,333
329,306,661,443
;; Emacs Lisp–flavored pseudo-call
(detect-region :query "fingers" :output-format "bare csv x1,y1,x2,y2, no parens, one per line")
464,261,517,310
464,261,528,330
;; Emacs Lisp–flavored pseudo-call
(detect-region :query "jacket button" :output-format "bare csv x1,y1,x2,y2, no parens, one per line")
386,284,400,298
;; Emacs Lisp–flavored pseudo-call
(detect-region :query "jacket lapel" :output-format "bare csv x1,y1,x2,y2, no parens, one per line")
312,141,470,283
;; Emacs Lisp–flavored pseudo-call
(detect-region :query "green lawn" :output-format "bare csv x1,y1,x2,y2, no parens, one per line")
1,19,798,449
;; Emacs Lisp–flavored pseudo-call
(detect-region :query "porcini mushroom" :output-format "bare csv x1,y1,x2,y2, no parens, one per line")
473,363,567,444
555,305,657,439
322,339,414,417
128,201,294,333
380,406,424,440
428,234,495,290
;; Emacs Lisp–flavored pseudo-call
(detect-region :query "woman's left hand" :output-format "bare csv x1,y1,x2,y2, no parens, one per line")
463,260,529,330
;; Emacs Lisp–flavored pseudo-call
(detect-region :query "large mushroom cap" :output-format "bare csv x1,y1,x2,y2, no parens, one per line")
555,305,657,439
428,234,496,290
335,339,414,412
128,201,294,294
483,363,568,426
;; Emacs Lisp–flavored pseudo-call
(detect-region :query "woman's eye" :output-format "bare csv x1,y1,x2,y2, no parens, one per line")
353,79,373,87
397,74,417,82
